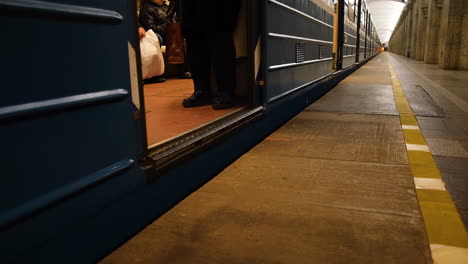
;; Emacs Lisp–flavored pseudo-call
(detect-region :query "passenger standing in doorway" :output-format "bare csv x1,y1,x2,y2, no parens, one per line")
139,0,175,45
139,0,191,81
179,0,241,109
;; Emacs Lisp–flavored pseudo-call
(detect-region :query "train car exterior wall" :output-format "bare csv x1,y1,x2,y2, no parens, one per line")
0,0,381,263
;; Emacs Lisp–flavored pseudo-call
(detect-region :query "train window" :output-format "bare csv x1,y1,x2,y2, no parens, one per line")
354,1,358,22
361,10,366,27
347,0,355,22
344,0,348,17
140,0,255,154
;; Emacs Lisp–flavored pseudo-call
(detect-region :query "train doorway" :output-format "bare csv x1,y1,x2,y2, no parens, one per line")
142,3,251,147
137,0,262,172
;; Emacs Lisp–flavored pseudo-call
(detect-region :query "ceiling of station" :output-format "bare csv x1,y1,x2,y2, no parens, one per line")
365,0,406,44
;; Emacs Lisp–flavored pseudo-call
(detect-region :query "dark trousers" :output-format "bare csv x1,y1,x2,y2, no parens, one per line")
185,31,236,98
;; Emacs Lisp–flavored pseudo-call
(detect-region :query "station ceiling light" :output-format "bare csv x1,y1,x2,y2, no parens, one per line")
366,0,406,43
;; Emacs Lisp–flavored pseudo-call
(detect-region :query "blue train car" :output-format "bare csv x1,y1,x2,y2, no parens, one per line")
1,0,380,263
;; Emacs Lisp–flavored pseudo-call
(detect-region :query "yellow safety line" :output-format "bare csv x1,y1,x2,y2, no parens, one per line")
387,60,468,262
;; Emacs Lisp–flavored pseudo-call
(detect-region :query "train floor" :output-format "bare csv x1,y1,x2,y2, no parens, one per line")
143,79,243,146
101,53,468,263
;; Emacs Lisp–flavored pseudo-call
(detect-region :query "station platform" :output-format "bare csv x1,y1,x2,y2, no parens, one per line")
100,53,468,263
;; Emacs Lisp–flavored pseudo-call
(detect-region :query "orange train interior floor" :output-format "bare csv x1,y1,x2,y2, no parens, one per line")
144,78,242,146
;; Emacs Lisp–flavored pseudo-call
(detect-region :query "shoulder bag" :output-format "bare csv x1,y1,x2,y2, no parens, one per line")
165,6,185,64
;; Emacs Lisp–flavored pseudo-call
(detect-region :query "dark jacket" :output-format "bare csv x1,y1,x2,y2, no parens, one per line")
179,0,240,35
139,0,176,43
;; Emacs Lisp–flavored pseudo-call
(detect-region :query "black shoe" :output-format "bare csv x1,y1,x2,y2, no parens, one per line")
182,91,211,107
144,76,166,84
179,72,192,79
156,77,167,83
212,97,233,110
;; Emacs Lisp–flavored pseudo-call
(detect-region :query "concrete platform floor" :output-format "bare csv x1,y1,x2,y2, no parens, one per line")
387,54,468,228
100,53,468,263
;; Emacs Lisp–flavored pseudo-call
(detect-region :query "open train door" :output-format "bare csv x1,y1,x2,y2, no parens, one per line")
261,0,335,105
0,0,147,262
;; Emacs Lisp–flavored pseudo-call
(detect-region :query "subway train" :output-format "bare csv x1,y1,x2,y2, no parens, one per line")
0,0,381,262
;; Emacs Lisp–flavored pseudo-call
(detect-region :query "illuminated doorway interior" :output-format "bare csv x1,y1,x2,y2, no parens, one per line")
138,0,251,148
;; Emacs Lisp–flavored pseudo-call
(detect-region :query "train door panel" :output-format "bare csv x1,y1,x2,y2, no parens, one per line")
342,0,357,68
354,0,365,63
358,1,366,62
0,0,146,261
263,0,334,104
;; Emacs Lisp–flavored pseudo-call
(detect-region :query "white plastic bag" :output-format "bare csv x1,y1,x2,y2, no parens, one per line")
140,29,165,80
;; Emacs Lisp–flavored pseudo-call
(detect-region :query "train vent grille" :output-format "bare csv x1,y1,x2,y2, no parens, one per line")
295,42,305,63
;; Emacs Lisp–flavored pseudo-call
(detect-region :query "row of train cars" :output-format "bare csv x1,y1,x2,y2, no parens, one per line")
0,0,382,262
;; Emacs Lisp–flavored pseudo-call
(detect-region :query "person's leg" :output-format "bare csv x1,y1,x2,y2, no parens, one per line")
182,32,212,107
211,31,236,109
179,59,192,79
211,1,240,109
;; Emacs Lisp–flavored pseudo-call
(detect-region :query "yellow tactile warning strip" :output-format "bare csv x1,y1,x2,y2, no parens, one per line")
388,62,468,263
